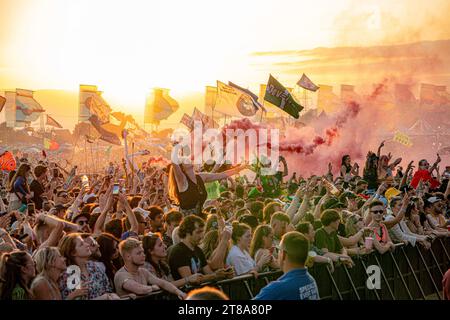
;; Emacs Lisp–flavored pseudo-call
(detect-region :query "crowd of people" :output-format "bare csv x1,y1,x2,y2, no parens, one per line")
0,139,449,300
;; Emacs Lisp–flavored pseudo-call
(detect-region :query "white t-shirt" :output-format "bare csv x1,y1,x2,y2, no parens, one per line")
226,245,256,276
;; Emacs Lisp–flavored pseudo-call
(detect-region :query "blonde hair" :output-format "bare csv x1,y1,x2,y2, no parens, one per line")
250,225,272,258
58,233,82,267
33,247,61,275
200,230,219,260
345,214,362,237
119,238,142,257
167,165,179,206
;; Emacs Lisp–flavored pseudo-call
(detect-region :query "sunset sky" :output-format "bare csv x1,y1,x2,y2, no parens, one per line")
1,0,450,128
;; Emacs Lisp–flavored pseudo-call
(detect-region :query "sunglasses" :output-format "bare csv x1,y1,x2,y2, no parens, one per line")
371,210,384,214
77,220,89,226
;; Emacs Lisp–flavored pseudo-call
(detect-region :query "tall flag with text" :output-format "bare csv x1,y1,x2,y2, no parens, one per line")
264,75,303,119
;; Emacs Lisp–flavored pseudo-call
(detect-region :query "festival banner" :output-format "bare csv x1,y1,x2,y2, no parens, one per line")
215,81,259,117
144,88,179,124
79,85,111,124
192,107,218,129
88,114,122,145
228,81,265,112
264,75,303,119
297,73,319,92
4,89,46,127
181,113,194,130
204,86,218,117
0,151,17,171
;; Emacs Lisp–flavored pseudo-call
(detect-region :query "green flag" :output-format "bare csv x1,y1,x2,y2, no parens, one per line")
264,74,303,118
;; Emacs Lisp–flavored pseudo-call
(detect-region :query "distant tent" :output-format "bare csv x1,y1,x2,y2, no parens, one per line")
406,119,435,136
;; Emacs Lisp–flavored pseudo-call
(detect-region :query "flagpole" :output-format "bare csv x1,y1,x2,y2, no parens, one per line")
211,87,217,129
90,142,95,175
84,137,88,175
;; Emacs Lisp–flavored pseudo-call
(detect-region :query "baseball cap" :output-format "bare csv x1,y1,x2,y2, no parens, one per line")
83,193,97,203
427,196,441,204
385,187,401,202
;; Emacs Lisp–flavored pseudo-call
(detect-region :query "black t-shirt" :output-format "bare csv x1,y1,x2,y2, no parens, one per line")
29,180,45,210
168,242,207,280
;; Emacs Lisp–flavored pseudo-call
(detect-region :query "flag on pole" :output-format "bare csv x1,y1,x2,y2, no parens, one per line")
230,81,266,112
144,88,179,124
264,75,303,119
192,107,218,129
88,114,121,145
79,85,112,124
296,74,319,92
214,81,265,117
43,138,60,151
181,113,194,130
0,95,5,112
0,151,16,171
46,114,63,128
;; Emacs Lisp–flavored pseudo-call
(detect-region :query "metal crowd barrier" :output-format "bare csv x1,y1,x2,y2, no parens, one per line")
138,237,450,300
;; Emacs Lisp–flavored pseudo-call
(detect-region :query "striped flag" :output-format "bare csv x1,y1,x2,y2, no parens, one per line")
46,114,63,128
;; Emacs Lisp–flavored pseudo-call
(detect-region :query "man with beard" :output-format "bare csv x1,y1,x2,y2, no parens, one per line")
114,238,186,299
426,196,450,230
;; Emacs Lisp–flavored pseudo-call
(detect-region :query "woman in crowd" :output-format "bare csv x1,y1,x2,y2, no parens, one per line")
58,233,119,300
340,155,359,182
96,233,121,288
142,233,202,287
249,225,278,271
31,246,87,300
8,163,32,211
226,222,270,276
200,230,220,262
0,250,35,300
168,161,247,216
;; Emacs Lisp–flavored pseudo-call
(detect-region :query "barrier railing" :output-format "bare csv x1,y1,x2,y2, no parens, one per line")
138,237,450,300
